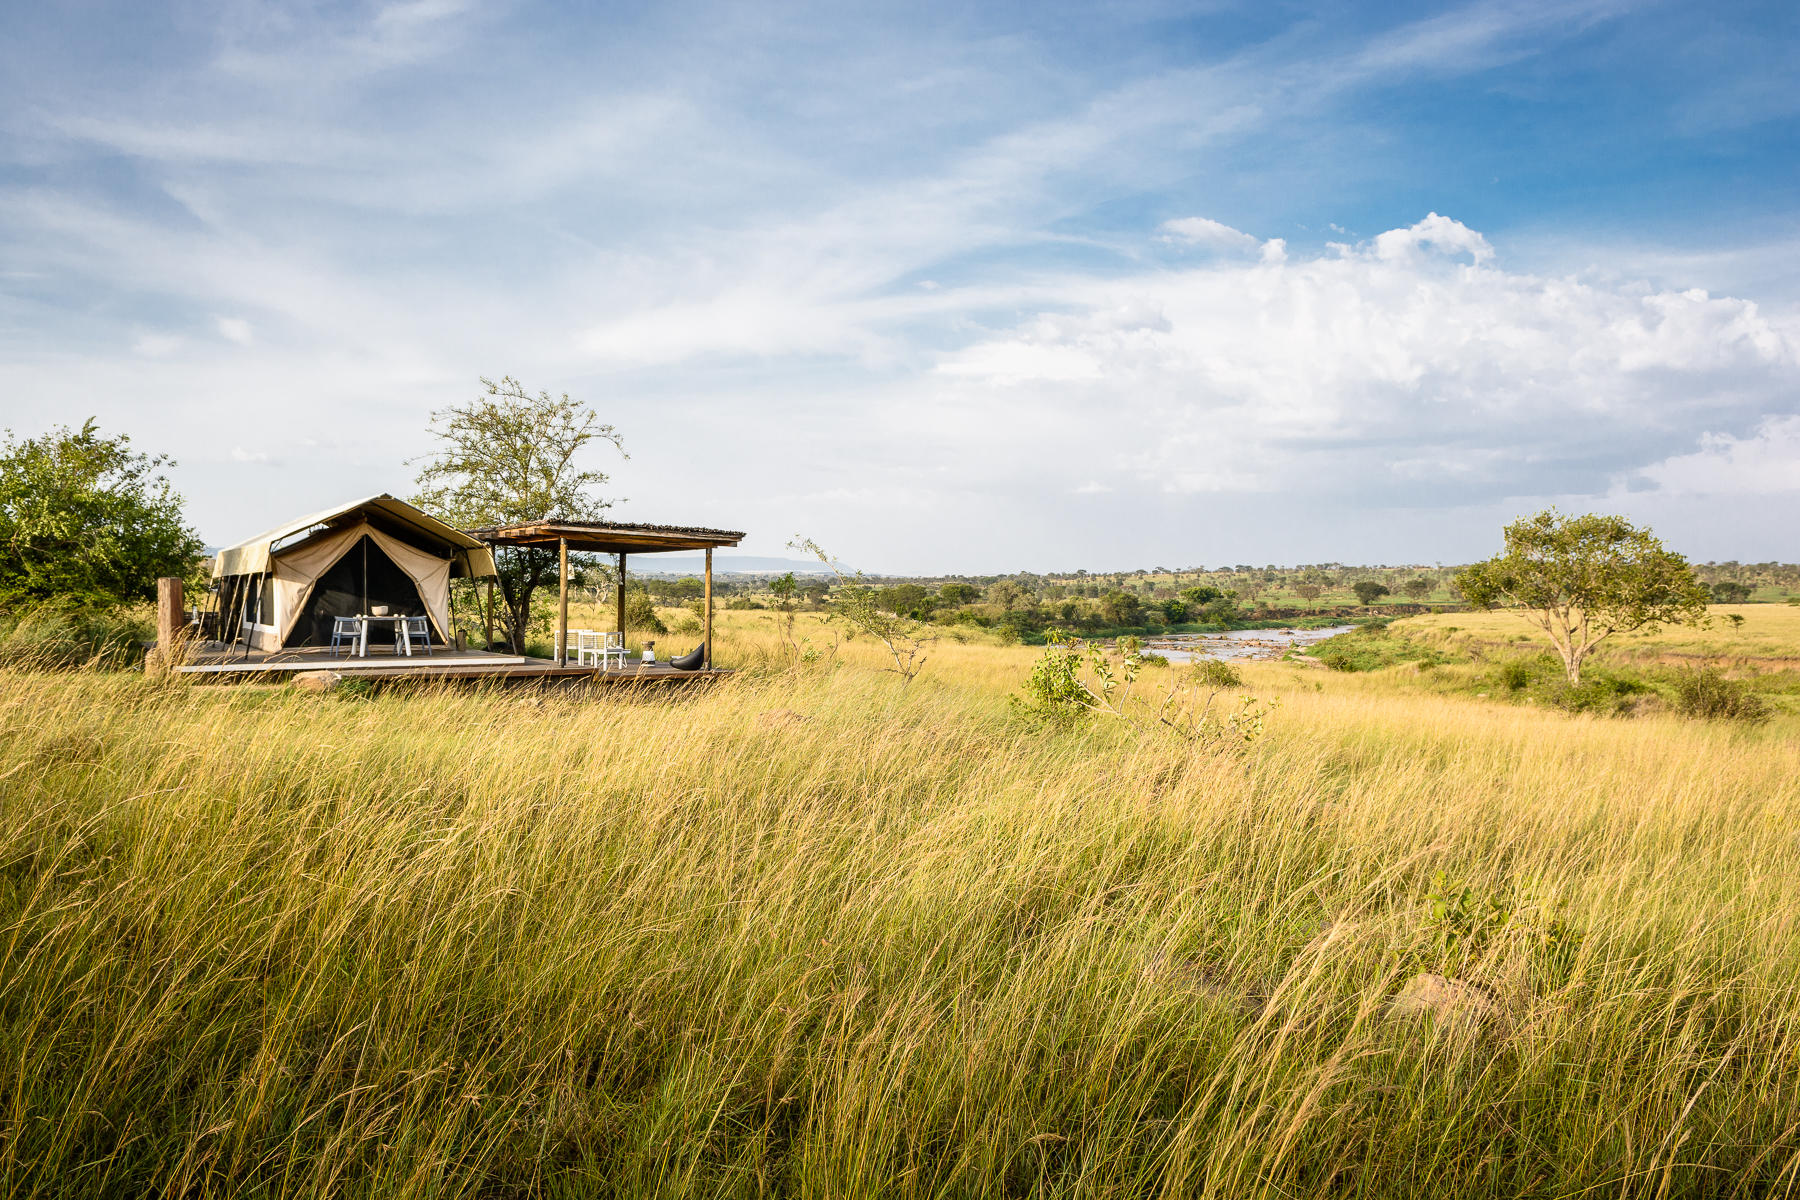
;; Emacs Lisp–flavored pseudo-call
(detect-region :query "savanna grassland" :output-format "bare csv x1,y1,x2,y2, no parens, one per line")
3,610,1799,1198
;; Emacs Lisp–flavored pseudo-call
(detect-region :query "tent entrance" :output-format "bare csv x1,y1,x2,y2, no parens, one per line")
291,535,429,647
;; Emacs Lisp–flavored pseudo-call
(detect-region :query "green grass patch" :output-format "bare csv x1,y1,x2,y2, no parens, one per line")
1308,623,1449,672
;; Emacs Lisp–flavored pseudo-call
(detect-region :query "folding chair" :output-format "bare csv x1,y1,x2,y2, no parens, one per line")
399,615,433,656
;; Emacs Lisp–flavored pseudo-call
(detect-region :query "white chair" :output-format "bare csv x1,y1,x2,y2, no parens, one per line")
575,630,627,669
329,615,362,657
399,615,433,656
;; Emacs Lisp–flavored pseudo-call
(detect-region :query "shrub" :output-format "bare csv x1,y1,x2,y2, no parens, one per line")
1539,670,1650,716
1190,658,1243,688
624,591,667,634
1492,652,1557,692
1669,665,1769,724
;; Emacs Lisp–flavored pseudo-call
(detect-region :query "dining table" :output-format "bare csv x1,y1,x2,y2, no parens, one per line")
354,614,417,657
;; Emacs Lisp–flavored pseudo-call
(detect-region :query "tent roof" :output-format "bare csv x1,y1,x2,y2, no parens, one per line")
212,494,497,579
471,519,745,555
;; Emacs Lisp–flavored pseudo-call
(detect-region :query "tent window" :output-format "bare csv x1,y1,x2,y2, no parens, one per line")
244,576,273,627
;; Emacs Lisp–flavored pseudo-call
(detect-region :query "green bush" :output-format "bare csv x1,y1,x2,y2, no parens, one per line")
1492,652,1558,692
1190,658,1243,688
1538,670,1651,716
1668,665,1769,724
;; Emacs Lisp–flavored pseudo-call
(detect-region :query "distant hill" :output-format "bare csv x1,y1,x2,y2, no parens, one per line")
628,555,847,577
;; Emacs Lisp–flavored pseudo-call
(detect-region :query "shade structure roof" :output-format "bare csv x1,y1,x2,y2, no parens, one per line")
213,494,499,579
470,519,746,555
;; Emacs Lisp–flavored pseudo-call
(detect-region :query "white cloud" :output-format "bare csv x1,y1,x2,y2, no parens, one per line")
216,317,254,345
1633,415,1800,495
132,333,183,357
923,215,1799,504
1373,212,1495,264
1159,216,1261,253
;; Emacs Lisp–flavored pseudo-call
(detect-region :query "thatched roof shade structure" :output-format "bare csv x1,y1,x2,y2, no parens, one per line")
471,519,745,668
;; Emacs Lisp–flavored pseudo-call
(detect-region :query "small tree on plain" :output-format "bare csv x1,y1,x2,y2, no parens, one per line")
413,376,625,653
1402,575,1433,602
1455,509,1709,684
1352,581,1391,606
792,537,931,683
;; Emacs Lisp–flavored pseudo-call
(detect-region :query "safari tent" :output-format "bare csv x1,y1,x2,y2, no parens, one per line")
211,495,496,653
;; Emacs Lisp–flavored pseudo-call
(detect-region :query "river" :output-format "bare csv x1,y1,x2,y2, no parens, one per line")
1131,625,1356,663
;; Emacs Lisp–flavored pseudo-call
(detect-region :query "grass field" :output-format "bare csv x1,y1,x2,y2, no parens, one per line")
4,613,1800,1197
1400,604,1800,667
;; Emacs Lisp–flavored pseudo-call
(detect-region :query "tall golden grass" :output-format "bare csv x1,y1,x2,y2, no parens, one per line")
3,615,1798,1196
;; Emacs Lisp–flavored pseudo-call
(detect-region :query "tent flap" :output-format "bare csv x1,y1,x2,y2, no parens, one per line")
272,521,453,645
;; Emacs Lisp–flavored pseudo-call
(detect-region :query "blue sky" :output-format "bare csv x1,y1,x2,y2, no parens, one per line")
2,0,1796,572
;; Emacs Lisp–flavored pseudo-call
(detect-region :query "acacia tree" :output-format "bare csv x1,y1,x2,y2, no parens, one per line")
413,377,625,652
1455,509,1709,684
0,420,201,607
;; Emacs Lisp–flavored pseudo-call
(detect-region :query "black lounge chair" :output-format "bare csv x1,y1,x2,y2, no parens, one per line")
669,644,706,671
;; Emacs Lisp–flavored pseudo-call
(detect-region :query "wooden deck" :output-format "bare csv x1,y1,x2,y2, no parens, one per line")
176,644,727,685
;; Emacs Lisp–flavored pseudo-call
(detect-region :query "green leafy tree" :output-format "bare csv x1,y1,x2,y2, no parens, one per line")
1710,581,1752,604
413,376,625,652
1181,585,1223,606
1352,580,1391,606
876,583,930,616
1402,575,1434,602
0,420,202,607
1101,590,1143,627
938,581,980,605
1294,583,1323,602
1455,509,1710,684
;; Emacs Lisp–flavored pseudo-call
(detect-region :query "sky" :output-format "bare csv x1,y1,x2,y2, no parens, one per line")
2,0,1796,574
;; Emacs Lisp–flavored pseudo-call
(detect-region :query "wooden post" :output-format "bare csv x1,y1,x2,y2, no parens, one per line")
152,577,183,674
557,537,570,666
484,578,495,650
615,552,627,639
704,547,713,669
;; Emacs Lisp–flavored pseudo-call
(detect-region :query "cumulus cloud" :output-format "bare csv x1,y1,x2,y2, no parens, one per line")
1633,415,1800,495
1373,212,1495,264
216,317,254,344
925,215,1799,505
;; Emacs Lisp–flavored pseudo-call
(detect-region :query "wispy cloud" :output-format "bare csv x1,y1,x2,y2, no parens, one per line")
1,0,1794,567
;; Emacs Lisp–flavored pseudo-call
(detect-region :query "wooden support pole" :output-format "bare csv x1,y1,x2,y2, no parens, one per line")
615,553,627,639
704,548,713,669
557,537,570,666
152,577,183,674
484,578,495,650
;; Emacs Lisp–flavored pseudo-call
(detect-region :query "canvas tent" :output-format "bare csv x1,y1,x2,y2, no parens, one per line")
212,495,496,653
